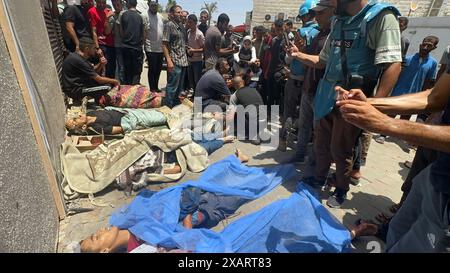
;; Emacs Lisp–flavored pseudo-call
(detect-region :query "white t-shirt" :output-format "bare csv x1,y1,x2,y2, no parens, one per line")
145,12,164,53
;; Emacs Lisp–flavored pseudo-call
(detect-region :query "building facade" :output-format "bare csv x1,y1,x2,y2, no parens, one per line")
251,0,450,30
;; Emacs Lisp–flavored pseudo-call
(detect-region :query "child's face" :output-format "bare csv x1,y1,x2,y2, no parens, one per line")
80,226,120,253
243,40,251,49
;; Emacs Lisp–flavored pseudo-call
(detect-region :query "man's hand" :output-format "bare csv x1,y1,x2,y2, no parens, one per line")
113,79,120,89
339,100,390,134
335,86,367,105
286,41,299,55
166,59,174,73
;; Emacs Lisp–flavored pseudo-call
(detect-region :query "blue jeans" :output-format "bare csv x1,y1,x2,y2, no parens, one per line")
165,65,187,108
192,132,224,155
188,61,203,90
295,91,314,159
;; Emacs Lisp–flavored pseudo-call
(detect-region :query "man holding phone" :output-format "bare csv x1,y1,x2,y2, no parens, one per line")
280,0,320,152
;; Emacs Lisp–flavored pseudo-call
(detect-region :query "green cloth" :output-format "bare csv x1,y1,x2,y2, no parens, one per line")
104,107,167,133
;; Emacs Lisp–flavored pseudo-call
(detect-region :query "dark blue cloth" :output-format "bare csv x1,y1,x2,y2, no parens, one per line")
391,53,437,96
194,139,224,155
179,187,247,228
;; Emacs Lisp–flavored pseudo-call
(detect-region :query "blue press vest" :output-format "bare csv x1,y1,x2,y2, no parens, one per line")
290,21,320,76
314,2,400,120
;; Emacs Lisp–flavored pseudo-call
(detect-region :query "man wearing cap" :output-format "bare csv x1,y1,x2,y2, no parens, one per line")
284,0,335,169
279,0,320,152
288,0,402,208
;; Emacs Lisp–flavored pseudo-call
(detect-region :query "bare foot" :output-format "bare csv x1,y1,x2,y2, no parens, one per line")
182,214,193,229
350,222,378,239
163,165,182,174
223,135,235,143
235,149,249,163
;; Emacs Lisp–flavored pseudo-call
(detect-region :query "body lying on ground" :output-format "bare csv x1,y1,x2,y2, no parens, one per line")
80,150,250,253
65,107,167,135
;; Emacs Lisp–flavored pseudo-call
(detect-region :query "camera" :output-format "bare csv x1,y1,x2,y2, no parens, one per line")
339,74,377,97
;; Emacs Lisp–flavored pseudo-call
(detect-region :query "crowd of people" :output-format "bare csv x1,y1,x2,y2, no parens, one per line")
56,0,450,253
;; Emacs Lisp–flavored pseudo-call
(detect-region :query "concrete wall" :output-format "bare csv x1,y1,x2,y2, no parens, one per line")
0,27,58,253
0,0,67,252
252,0,449,30
252,0,304,29
403,16,450,61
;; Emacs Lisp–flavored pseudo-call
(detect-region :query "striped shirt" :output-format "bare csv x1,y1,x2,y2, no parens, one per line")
162,20,189,67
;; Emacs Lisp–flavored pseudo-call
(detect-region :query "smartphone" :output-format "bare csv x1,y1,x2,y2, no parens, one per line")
283,32,291,47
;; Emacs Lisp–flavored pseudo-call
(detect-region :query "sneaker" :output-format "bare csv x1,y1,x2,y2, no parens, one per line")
326,188,347,208
375,136,385,144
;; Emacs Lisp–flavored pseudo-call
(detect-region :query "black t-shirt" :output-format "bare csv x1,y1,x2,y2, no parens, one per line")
62,53,98,99
198,23,208,36
195,70,231,106
235,86,264,107
87,110,125,135
221,36,234,66
120,10,144,50
268,36,286,74
63,5,91,42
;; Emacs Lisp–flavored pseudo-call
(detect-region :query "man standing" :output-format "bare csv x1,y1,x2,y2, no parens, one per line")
289,0,402,208
399,16,410,65
204,13,238,72
280,0,320,152
145,0,164,92
162,4,189,108
221,24,235,69
376,36,439,144
111,0,125,83
87,0,115,78
198,10,209,36
119,0,146,85
252,26,267,61
264,19,286,113
63,0,93,52
186,14,205,90
285,0,334,164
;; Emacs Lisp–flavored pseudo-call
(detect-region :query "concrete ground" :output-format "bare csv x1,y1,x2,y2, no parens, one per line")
57,69,416,253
